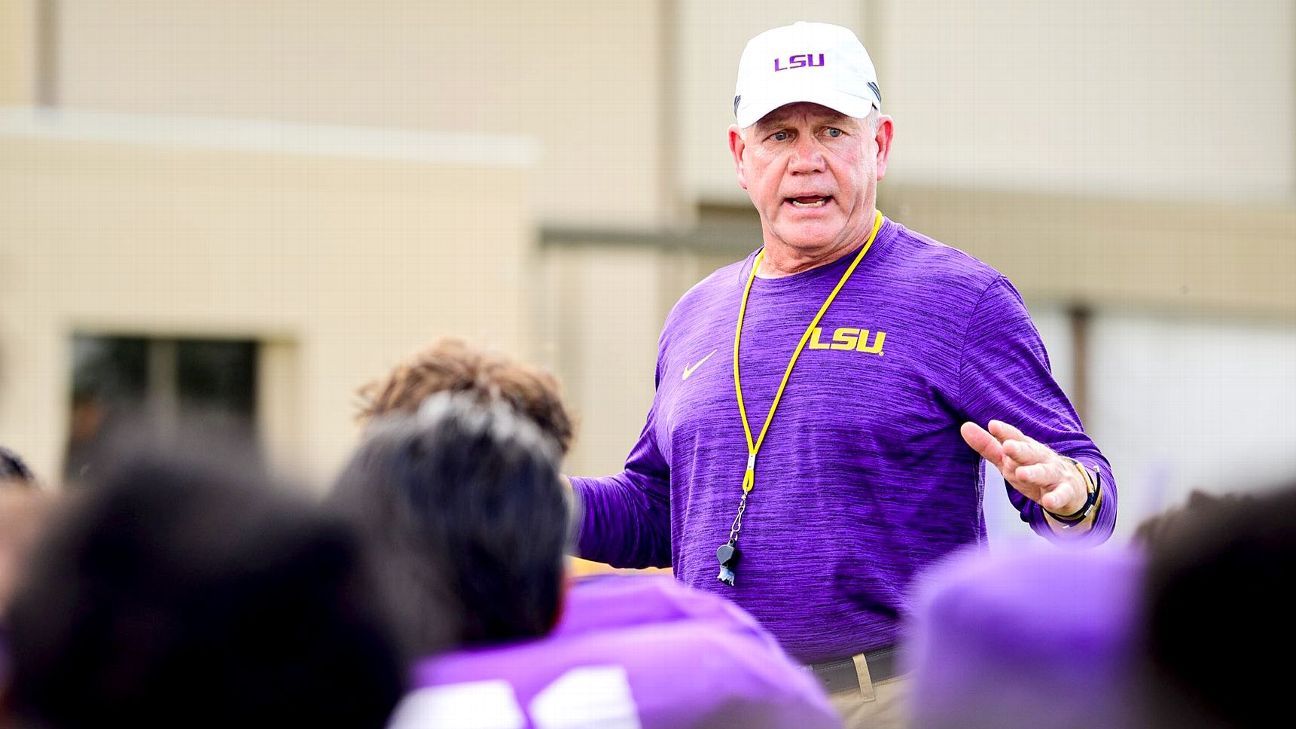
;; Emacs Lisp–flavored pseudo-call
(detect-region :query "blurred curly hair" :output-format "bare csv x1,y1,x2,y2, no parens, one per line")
355,338,574,455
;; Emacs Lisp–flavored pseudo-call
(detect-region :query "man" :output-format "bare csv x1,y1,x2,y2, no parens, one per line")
337,342,841,728
4,446,405,729
568,21,1117,726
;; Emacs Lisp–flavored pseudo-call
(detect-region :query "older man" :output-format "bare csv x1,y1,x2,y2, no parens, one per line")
569,21,1117,728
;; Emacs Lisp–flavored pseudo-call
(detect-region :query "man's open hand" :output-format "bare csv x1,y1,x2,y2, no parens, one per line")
960,420,1087,515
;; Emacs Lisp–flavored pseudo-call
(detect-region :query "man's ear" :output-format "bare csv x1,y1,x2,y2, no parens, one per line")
727,124,749,190
873,115,895,180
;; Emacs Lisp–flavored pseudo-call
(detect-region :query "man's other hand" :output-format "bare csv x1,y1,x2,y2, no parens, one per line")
960,420,1087,515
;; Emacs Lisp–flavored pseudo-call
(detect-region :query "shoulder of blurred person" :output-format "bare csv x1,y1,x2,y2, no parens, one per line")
552,571,775,639
394,573,842,729
4,442,404,729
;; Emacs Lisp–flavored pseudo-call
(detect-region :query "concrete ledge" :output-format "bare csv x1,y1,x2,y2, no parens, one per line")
0,106,539,167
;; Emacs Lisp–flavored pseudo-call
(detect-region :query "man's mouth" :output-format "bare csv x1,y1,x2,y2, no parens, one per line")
787,195,832,208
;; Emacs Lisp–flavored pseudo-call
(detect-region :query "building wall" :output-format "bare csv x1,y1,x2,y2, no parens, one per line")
535,229,756,477
683,0,1296,206
536,244,668,476
0,110,534,485
883,184,1296,317
0,0,36,104
32,0,1296,237
880,0,1296,204
51,0,669,228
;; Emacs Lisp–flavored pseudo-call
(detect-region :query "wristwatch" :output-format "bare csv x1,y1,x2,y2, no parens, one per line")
1045,458,1100,526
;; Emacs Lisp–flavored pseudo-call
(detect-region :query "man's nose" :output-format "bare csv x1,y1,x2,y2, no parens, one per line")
788,136,826,173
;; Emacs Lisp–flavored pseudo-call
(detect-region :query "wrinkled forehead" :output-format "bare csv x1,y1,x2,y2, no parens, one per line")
750,101,857,130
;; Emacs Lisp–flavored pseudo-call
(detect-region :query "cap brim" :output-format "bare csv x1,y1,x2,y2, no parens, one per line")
736,85,877,128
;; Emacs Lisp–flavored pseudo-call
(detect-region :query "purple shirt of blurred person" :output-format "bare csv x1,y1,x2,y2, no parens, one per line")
391,574,842,729
904,546,1143,729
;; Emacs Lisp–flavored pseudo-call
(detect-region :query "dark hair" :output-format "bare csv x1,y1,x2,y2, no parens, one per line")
4,447,405,729
1139,485,1296,729
355,338,575,455
332,394,568,653
1132,489,1253,551
0,446,35,487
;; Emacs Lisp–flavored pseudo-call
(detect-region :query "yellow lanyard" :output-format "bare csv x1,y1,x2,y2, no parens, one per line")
717,210,884,586
732,209,884,495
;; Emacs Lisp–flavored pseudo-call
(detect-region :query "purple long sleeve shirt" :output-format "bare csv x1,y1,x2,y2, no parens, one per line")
572,217,1118,664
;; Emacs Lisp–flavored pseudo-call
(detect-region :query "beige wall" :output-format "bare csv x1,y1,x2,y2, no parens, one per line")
683,0,1296,206
0,0,35,104
40,0,1296,241
536,235,757,477
880,0,1295,203
0,110,535,486
51,0,668,228
883,184,1296,318
536,245,668,476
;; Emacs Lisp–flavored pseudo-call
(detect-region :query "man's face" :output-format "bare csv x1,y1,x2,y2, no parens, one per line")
728,102,893,255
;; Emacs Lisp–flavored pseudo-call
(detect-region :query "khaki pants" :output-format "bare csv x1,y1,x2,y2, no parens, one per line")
827,674,909,729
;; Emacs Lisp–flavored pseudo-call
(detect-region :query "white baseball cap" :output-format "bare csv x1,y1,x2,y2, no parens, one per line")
733,21,881,128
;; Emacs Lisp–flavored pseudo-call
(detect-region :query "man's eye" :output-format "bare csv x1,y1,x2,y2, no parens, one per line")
770,131,790,142
825,128,844,138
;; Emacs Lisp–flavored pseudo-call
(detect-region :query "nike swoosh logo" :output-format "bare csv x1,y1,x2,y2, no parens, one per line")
682,350,718,381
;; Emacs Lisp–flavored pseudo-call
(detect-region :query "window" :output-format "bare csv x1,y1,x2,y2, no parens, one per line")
67,335,258,481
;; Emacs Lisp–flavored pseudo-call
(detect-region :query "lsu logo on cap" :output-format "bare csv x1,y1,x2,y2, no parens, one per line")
773,53,825,72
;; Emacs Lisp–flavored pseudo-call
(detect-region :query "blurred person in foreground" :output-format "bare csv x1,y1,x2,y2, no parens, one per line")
0,487,48,620
903,546,1142,729
2,446,404,729
1137,484,1296,729
349,338,577,653
0,449,44,614
567,20,1117,727
1130,489,1251,550
0,447,53,697
336,344,840,727
903,488,1287,729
